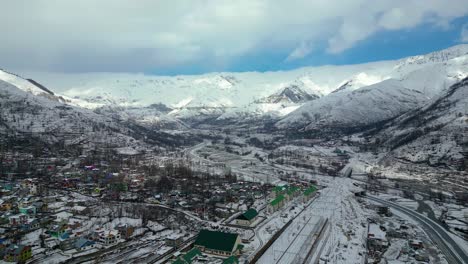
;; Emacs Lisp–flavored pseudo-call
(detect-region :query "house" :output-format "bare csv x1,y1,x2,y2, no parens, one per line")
19,205,36,216
4,245,32,263
0,201,12,211
409,239,424,250
172,248,202,264
20,218,40,231
59,234,78,251
74,238,95,251
91,229,121,246
9,214,28,227
235,208,258,226
367,223,389,252
48,224,68,238
267,195,285,214
165,233,184,247
116,224,134,240
194,230,241,257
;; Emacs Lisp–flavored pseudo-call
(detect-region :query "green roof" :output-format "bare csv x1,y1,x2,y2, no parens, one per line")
273,186,286,193
304,186,317,196
270,194,285,206
183,248,202,263
223,256,239,264
287,186,300,196
194,230,239,253
172,258,186,264
236,208,258,221
172,248,202,264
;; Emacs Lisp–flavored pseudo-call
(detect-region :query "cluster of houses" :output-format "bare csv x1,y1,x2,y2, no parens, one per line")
367,214,432,263
0,177,141,262
267,184,317,214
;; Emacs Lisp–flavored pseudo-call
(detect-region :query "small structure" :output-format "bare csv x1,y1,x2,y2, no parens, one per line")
194,230,241,257
235,208,258,226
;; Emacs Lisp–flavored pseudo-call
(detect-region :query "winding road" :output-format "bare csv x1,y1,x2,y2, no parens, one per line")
367,195,468,264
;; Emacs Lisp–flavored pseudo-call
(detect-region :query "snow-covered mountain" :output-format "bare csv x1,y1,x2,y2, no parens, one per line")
10,44,468,129
376,77,468,168
276,79,428,132
20,45,468,127
277,46,468,132
0,72,188,155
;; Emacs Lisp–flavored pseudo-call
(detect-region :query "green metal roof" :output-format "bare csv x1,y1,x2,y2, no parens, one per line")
172,248,202,264
303,185,317,196
194,230,239,253
236,208,258,221
183,248,202,263
223,256,239,264
172,258,186,264
287,186,300,196
270,194,285,206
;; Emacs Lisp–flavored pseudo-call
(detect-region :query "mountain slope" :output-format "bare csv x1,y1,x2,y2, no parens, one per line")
376,77,468,168
25,45,468,112
0,77,187,156
276,79,428,133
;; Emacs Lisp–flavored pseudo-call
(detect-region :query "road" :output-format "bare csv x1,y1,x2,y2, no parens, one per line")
367,195,468,264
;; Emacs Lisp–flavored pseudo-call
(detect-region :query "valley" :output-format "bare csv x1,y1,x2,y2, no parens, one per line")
0,45,467,264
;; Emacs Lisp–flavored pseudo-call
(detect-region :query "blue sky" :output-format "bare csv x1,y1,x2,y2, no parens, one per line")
158,16,468,75
1,1,468,75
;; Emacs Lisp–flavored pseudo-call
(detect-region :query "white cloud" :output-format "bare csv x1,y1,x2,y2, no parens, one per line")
286,41,314,61
0,0,467,72
461,24,468,42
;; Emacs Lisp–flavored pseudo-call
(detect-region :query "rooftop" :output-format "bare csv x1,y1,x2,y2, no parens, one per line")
194,229,239,253
236,208,258,221
270,194,285,206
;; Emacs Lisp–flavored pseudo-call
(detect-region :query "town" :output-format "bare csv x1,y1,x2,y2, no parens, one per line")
1,135,466,264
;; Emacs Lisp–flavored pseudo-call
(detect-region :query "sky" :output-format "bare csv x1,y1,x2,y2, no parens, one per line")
1,0,468,76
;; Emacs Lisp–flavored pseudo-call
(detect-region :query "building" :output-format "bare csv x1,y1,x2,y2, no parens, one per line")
74,238,95,251
165,233,184,247
223,256,239,264
172,248,202,264
235,208,258,226
9,214,28,227
302,185,317,203
19,205,36,216
194,230,241,257
269,185,287,199
91,229,121,246
267,194,285,214
367,223,389,252
285,186,300,201
4,245,32,263
116,224,134,240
